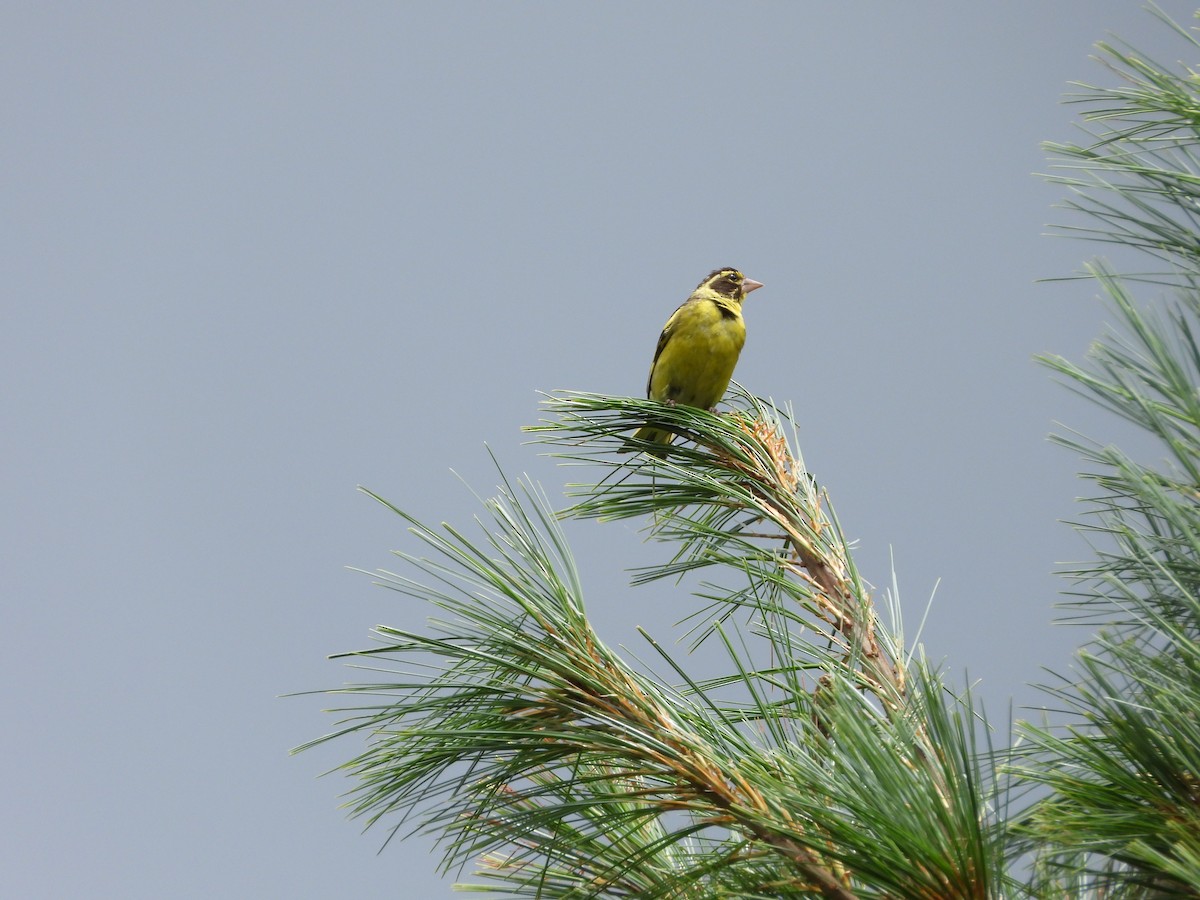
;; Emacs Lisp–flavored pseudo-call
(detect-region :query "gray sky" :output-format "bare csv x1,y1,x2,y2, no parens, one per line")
5,3,1195,897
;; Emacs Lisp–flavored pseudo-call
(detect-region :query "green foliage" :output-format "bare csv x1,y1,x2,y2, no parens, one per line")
1015,8,1200,897
298,390,1010,898
1043,7,1200,288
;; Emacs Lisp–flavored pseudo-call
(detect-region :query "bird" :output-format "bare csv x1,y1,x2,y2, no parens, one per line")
630,267,763,450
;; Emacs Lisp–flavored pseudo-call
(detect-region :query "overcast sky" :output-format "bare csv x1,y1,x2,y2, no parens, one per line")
5,3,1197,897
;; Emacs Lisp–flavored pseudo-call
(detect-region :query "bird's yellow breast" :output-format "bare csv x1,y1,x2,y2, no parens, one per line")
648,297,745,411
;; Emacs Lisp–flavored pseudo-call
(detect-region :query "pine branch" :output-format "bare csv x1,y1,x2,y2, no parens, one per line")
297,392,1005,897
527,386,905,717
1020,9,1200,895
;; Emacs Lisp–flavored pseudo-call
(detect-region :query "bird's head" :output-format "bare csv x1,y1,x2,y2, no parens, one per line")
699,267,764,301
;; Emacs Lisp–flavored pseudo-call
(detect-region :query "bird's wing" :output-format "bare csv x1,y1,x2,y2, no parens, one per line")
646,299,691,397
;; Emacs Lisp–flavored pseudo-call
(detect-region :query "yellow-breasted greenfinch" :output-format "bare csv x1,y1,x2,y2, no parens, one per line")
631,267,763,448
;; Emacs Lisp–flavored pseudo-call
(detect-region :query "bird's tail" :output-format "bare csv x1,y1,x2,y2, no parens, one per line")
623,425,675,457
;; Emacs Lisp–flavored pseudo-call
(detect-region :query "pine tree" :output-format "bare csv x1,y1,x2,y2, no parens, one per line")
298,9,1200,897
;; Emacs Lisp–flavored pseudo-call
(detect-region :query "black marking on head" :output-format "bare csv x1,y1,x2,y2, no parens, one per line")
716,302,740,320
699,267,744,298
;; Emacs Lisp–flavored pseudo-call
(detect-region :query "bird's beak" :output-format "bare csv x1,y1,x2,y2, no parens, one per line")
743,278,764,294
